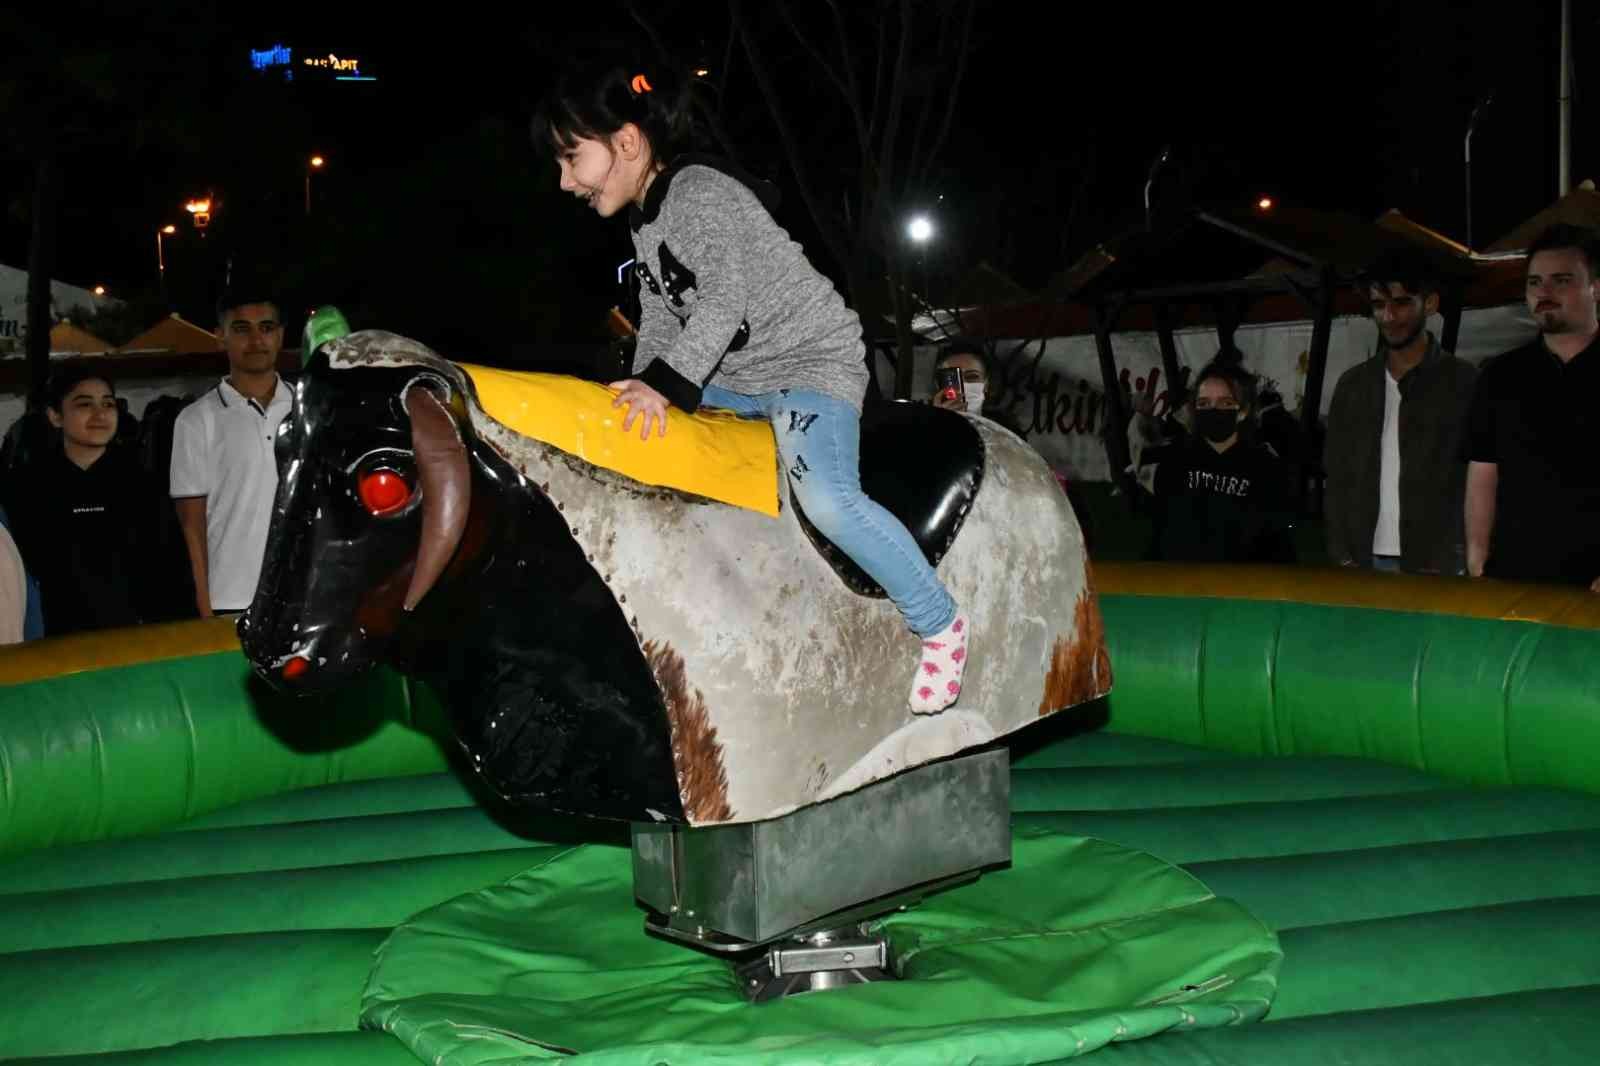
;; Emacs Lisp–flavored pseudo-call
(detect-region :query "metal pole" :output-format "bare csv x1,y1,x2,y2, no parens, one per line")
156,229,167,306
1558,0,1572,197
1465,92,1492,249
305,171,312,216
1144,146,1170,232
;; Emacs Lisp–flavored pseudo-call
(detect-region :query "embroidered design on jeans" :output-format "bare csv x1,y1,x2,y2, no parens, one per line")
789,454,810,481
787,411,819,434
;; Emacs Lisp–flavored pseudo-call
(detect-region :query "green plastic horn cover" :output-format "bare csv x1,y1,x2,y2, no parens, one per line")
301,306,351,365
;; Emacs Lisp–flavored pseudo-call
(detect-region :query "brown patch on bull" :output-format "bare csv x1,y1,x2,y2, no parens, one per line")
642,640,733,823
1038,565,1114,716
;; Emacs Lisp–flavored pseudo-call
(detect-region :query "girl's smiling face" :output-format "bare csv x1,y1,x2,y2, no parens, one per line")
555,124,656,219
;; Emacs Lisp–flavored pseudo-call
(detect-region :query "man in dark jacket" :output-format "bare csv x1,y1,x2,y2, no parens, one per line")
1324,252,1477,574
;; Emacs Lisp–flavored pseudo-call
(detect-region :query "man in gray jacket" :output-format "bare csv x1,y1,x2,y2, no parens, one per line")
1324,252,1477,574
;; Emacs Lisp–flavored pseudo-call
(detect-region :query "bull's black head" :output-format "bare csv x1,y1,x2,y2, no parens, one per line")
240,352,478,691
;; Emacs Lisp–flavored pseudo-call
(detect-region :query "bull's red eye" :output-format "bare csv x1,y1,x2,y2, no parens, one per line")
359,469,412,515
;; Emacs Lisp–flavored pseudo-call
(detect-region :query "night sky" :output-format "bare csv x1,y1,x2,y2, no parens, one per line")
4,2,1591,355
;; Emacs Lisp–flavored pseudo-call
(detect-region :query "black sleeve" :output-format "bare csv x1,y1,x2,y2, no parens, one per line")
1146,459,1177,561
1322,373,1353,562
637,358,703,414
1252,453,1298,563
1464,360,1499,464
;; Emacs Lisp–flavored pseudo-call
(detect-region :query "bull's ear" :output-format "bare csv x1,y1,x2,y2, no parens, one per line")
403,382,470,611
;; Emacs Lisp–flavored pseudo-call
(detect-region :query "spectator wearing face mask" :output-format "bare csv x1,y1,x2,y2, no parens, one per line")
929,339,995,421
1148,359,1296,563
929,338,1095,551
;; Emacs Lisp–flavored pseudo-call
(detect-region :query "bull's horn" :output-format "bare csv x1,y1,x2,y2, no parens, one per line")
403,385,470,611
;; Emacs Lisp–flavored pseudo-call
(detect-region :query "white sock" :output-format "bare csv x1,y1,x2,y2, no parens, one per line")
909,612,970,714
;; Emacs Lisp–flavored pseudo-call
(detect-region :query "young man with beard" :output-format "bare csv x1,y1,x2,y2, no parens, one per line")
1465,225,1600,589
1324,251,1477,573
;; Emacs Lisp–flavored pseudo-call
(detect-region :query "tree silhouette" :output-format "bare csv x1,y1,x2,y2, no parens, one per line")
0,10,221,409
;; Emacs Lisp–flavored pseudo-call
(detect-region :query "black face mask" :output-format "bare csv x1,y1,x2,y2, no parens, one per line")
1194,409,1240,443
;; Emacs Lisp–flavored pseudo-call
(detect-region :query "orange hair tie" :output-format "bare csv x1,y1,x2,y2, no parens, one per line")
630,73,654,94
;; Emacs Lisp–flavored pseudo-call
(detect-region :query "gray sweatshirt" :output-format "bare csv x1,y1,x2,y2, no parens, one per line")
629,162,869,412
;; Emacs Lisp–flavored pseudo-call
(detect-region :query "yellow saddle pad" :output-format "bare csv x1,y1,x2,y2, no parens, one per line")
460,364,780,517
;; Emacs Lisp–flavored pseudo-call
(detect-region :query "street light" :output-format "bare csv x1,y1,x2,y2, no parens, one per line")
306,154,325,216
93,286,106,297
157,224,177,305
906,214,936,316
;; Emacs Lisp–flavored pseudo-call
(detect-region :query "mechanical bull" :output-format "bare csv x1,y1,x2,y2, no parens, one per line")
240,330,1110,827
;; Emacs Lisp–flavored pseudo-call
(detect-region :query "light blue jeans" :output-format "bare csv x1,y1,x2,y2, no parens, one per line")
702,384,957,636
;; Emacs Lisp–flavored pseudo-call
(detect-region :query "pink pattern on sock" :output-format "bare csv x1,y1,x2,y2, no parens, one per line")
911,612,972,714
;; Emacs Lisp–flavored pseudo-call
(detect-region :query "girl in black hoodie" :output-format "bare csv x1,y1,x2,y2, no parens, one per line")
1148,360,1296,564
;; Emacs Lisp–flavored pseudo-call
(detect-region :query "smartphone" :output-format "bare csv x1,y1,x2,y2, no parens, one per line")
934,366,965,405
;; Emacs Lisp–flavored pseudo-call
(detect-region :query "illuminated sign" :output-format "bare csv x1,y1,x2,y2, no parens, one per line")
251,43,292,70
251,44,377,83
304,53,360,73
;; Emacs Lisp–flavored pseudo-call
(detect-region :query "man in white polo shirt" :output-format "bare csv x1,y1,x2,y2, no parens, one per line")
170,292,293,616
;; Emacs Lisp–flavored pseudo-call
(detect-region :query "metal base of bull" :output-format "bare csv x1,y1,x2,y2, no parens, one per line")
631,746,1011,1001
732,925,895,1002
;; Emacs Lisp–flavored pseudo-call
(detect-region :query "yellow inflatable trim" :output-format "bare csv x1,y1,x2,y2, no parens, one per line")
460,364,780,518
8,567,1599,690
0,616,240,686
1093,561,1600,630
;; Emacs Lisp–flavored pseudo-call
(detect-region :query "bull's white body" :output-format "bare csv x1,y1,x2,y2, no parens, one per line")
330,332,1110,825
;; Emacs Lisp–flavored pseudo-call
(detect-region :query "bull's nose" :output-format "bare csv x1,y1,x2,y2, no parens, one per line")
282,656,312,682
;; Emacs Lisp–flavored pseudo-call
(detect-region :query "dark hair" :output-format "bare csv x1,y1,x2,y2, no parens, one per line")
47,361,116,412
1526,224,1600,279
935,337,991,378
1191,359,1257,417
536,57,697,169
1361,249,1442,298
216,291,282,325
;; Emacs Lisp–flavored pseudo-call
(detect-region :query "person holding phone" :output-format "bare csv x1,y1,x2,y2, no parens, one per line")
930,341,989,415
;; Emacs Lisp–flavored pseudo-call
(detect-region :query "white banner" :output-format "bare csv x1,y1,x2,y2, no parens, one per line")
884,304,1537,483
0,263,108,358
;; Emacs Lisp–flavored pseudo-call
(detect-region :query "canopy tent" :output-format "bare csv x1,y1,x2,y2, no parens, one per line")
928,204,1500,493
1485,179,1600,254
48,322,115,356
884,196,1588,486
118,313,221,356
